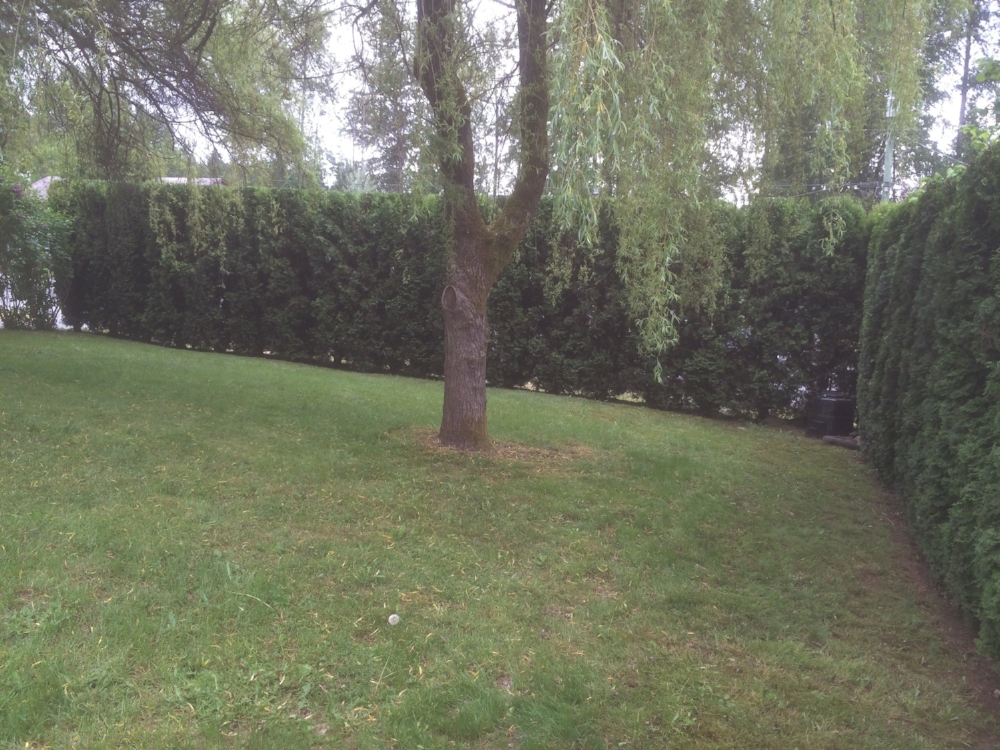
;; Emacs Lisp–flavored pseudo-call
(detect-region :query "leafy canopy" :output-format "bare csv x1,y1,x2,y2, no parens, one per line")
0,0,333,178
549,0,933,352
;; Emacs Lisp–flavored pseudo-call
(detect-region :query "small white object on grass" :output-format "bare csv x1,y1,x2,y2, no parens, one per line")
388,614,400,626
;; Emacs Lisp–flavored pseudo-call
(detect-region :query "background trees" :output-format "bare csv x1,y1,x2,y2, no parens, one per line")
3,0,992,190
0,0,333,179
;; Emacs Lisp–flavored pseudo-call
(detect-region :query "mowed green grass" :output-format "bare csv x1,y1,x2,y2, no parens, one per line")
0,331,994,749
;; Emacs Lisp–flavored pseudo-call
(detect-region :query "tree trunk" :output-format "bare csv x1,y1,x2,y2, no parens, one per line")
956,2,979,158
415,0,549,449
439,259,490,449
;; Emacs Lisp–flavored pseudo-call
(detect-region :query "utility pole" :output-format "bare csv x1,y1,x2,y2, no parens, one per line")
882,92,897,202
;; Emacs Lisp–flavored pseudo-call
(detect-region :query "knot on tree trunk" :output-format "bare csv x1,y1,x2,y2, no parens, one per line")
442,284,460,312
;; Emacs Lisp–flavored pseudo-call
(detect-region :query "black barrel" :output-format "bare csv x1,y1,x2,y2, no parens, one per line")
806,392,855,438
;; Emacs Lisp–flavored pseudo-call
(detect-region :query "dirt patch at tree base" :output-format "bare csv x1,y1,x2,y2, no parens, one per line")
409,426,596,464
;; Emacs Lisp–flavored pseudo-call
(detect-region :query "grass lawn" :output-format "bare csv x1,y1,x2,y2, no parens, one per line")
1,331,996,749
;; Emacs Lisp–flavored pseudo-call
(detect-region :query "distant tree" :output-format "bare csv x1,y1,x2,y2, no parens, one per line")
327,157,376,191
955,0,1000,156
342,0,514,194
343,0,435,192
206,147,225,180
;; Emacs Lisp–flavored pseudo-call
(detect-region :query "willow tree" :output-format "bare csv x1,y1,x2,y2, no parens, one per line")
0,0,331,177
344,0,938,450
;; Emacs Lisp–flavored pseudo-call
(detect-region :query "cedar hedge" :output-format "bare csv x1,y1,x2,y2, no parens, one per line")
858,144,1000,656
50,181,867,420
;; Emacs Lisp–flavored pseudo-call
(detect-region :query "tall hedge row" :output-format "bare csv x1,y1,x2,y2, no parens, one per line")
51,181,867,419
858,145,1000,655
51,183,450,373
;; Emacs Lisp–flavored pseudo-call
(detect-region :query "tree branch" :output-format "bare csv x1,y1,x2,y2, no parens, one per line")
490,0,548,276
415,0,486,249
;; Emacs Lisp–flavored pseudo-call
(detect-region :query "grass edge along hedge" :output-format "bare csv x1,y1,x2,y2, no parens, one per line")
858,143,1000,657
50,181,868,420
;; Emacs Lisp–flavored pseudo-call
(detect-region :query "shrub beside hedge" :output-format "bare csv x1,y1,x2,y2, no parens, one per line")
0,171,69,329
51,181,867,419
858,144,1000,656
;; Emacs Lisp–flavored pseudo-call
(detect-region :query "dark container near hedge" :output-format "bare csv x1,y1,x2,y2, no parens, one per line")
806,392,855,438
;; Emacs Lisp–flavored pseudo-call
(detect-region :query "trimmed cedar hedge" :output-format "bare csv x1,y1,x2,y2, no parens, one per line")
858,144,1000,656
50,181,868,420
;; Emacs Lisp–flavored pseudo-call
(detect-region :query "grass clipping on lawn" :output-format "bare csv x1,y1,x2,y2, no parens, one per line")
0,331,996,749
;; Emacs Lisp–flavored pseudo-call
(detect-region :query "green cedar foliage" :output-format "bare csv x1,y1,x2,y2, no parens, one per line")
858,144,1000,656
51,181,867,420
645,198,869,418
0,169,69,329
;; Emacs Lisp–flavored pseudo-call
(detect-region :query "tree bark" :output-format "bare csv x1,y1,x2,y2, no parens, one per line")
440,256,491,449
415,0,549,449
